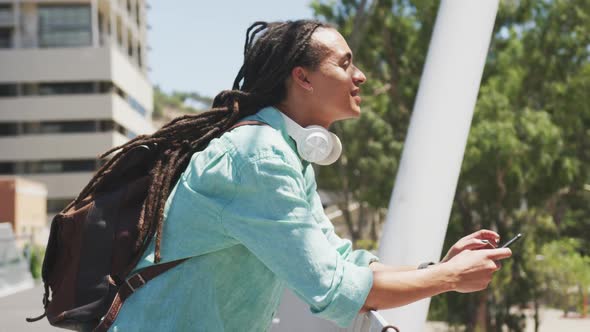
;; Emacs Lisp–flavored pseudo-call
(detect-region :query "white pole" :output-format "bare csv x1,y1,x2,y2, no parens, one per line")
377,1,499,331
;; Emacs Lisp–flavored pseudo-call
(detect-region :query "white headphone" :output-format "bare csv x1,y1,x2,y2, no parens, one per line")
280,113,342,166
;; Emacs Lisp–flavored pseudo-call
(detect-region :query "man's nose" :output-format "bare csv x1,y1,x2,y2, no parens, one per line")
353,66,367,85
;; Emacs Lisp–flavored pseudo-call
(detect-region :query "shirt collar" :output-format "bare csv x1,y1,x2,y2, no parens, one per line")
248,106,286,131
242,106,310,167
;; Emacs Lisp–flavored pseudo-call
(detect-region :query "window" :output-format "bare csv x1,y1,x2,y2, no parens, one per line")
47,198,73,213
1,120,135,136
137,45,142,67
127,36,133,57
22,83,38,96
0,84,17,97
0,159,98,176
23,122,41,134
37,121,96,134
0,5,12,25
116,17,123,47
0,28,11,48
26,159,97,174
135,1,141,25
38,82,95,95
62,160,96,172
97,11,106,46
127,95,147,116
38,5,91,48
28,161,61,173
0,162,14,174
99,120,115,132
99,81,115,93
0,123,18,136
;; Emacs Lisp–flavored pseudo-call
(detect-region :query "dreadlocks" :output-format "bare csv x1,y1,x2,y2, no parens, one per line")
70,20,330,263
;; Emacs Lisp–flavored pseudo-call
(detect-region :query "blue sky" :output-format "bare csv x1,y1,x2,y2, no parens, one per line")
147,0,315,98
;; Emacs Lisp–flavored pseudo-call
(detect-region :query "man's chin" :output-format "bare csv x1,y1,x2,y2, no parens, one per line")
331,107,362,124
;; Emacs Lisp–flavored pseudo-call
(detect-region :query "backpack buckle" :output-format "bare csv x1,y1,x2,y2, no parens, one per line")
125,273,146,292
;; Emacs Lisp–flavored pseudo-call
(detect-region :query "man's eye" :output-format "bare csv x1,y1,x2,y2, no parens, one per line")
342,61,350,68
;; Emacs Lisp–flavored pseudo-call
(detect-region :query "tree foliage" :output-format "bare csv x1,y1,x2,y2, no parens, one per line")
312,0,590,331
153,85,212,120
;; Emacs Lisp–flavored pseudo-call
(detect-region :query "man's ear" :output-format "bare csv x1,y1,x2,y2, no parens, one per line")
291,66,313,92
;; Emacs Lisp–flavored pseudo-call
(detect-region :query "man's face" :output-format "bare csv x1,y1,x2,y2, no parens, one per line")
305,28,367,126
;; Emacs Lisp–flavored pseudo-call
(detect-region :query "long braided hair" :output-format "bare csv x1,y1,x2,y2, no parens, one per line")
71,20,330,263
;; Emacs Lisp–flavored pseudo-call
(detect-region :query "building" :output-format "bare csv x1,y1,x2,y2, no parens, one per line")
0,0,154,216
0,176,46,247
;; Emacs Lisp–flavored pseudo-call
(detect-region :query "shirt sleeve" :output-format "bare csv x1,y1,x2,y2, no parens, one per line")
315,214,380,267
304,167,380,267
220,155,373,327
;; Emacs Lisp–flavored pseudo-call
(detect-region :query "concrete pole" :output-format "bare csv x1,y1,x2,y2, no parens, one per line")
377,1,500,331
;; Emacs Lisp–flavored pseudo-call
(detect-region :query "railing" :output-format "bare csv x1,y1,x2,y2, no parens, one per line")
345,311,399,332
272,288,401,332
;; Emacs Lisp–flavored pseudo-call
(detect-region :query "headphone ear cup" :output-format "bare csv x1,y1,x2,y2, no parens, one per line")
315,132,342,166
298,126,333,163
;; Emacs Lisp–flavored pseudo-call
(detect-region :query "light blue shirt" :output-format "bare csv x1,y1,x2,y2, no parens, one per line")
111,107,377,331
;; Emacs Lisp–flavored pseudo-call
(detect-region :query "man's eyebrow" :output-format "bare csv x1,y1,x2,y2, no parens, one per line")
341,52,352,61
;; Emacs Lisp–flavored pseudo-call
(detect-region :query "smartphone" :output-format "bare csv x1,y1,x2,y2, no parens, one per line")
481,233,523,249
500,233,523,248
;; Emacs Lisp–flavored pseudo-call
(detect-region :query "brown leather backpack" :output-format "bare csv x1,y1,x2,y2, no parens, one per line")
26,143,186,331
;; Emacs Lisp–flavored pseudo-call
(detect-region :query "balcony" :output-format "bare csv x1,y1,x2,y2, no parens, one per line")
0,94,154,135
0,46,152,110
0,94,113,122
0,131,127,161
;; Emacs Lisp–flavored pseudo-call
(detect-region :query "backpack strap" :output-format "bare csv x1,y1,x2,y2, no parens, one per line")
94,258,187,332
228,120,266,131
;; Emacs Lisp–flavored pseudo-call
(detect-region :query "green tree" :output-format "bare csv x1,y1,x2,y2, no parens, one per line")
153,85,213,120
533,239,590,316
312,0,590,331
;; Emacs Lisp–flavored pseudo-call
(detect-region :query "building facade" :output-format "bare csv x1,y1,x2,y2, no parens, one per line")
0,0,154,215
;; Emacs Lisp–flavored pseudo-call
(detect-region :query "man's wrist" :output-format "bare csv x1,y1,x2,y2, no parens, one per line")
432,262,458,292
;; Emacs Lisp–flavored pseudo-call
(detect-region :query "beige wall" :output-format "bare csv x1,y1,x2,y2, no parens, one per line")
0,94,112,121
14,178,47,232
0,177,47,247
0,47,111,82
0,132,129,161
27,172,93,199
110,46,153,112
112,94,154,134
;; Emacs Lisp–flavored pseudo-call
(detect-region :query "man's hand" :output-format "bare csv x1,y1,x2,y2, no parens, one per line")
441,229,500,263
443,247,512,293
